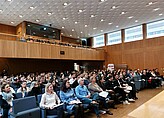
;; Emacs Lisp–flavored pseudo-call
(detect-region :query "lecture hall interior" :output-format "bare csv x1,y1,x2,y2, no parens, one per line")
0,0,164,118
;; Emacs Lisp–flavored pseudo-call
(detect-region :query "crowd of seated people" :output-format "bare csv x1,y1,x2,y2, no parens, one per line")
24,38,89,49
0,68,163,118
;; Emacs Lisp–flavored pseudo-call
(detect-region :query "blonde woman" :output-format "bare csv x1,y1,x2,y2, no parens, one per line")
40,83,64,118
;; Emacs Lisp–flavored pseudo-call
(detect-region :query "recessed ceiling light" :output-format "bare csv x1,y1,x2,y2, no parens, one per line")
63,17,67,20
101,30,103,32
77,36,80,38
63,2,68,6
159,13,163,16
85,25,88,27
0,9,3,13
62,26,65,29
78,9,83,13
29,6,35,10
19,15,23,18
90,15,95,18
75,21,78,24
44,35,46,37
153,8,160,11
35,19,40,22
70,35,72,37
100,19,104,22
11,21,14,24
61,33,63,35
47,12,52,15
81,32,83,34
121,11,126,15
27,24,30,27
111,6,118,9
88,34,90,35
108,22,113,25
72,29,75,31
7,0,12,2
128,16,133,19
116,25,119,28
135,20,138,22
93,27,97,30
148,2,153,5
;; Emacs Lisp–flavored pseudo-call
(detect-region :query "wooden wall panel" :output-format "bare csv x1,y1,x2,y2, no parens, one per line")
75,48,82,60
27,43,41,58
15,42,28,58
0,40,15,57
105,36,164,74
68,47,76,59
51,45,60,59
41,44,51,59
0,24,16,40
60,46,69,59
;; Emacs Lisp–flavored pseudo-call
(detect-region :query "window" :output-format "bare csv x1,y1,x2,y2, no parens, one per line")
125,25,143,42
93,35,105,47
107,31,121,45
147,20,164,38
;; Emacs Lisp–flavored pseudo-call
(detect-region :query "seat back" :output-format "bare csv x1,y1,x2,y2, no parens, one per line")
12,96,37,114
15,92,23,99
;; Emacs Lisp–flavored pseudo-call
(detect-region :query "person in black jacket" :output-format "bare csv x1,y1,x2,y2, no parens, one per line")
0,83,17,118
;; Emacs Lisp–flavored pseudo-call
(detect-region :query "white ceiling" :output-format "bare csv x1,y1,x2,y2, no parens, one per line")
0,0,164,39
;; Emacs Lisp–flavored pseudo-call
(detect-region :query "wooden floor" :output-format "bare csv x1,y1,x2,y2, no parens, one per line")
85,86,164,118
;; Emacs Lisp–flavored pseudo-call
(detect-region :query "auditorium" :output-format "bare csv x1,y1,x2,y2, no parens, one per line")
0,0,164,118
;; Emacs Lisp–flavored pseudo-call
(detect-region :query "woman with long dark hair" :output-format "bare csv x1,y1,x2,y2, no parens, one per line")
60,80,84,118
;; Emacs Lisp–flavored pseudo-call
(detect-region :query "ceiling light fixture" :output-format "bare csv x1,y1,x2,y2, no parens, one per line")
153,8,160,11
75,21,78,24
93,27,97,30
72,29,75,31
159,13,163,16
47,12,52,15
19,15,23,18
101,30,103,32
88,34,90,36
29,6,35,10
35,19,40,22
108,22,113,25
0,9,3,13
128,16,133,19
63,17,67,20
90,15,95,18
111,6,117,9
100,19,104,22
85,25,88,27
121,11,126,15
78,9,83,13
70,35,72,37
61,33,63,35
10,21,14,24
7,0,12,2
81,32,83,33
116,25,119,28
135,20,138,22
62,26,65,29
63,2,68,6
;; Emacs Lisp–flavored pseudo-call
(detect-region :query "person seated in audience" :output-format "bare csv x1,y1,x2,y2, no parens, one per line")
60,80,84,118
40,83,64,118
69,72,78,88
10,77,21,92
28,81,42,96
88,76,113,115
106,75,130,105
49,79,60,93
17,81,30,97
0,83,17,118
75,78,101,118
97,77,117,109
119,73,137,100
